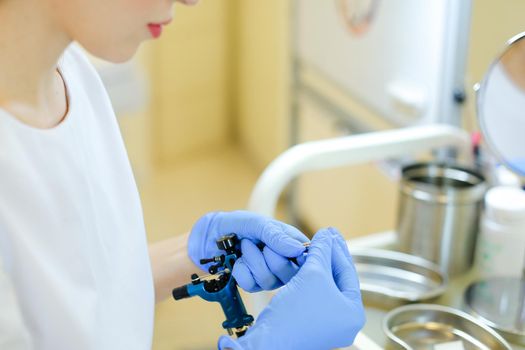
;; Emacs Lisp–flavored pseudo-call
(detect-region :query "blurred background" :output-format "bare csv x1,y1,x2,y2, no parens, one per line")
92,0,525,348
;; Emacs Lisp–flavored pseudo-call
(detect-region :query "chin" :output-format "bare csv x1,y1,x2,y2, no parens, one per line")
84,43,140,64
101,46,140,64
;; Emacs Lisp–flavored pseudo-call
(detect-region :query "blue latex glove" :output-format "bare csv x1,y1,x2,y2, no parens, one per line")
188,211,309,292
217,227,365,350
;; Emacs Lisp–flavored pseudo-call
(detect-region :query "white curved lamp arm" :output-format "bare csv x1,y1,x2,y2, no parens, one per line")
246,124,469,316
248,124,470,218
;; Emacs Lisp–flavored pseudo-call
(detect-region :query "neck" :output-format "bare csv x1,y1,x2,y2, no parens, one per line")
0,0,71,110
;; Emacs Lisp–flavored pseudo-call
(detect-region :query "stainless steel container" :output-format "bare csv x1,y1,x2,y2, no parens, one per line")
397,163,486,277
464,277,525,346
351,248,447,310
383,304,512,350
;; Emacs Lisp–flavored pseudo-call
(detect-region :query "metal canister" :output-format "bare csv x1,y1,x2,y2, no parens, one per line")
397,163,486,277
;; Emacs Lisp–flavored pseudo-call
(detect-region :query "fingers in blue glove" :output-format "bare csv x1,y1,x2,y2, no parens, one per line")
299,227,362,301
214,211,308,258
327,228,362,301
233,239,281,291
188,212,220,268
230,259,261,293
218,335,244,350
189,210,310,291
232,227,365,350
300,227,336,271
262,246,301,284
289,227,365,347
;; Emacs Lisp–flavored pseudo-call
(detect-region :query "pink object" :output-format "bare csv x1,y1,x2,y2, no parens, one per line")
471,131,482,147
147,24,163,39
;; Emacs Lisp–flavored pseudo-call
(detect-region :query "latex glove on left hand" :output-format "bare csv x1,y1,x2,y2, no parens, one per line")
188,211,309,292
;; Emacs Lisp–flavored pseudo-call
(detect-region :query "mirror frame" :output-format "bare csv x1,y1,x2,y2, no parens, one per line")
476,31,525,178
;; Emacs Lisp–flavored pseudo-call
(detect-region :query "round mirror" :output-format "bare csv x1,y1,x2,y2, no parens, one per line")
477,32,525,177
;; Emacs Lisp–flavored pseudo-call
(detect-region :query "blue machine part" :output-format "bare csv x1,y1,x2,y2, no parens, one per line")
172,234,254,337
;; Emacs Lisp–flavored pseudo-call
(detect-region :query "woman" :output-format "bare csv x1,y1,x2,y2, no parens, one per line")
0,0,364,349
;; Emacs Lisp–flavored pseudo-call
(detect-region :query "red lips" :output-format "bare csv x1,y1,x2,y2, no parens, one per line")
148,24,163,39
147,18,172,39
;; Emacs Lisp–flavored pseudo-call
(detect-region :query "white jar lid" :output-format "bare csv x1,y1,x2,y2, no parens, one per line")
495,165,522,188
485,186,525,223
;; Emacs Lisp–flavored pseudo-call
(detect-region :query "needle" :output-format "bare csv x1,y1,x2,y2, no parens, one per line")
290,242,310,265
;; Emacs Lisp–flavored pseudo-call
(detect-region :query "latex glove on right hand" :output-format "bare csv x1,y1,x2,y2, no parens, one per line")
218,227,365,350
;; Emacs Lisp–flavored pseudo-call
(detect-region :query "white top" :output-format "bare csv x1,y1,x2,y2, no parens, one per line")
0,45,155,349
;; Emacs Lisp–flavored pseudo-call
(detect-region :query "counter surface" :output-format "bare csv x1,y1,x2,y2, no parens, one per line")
345,233,525,350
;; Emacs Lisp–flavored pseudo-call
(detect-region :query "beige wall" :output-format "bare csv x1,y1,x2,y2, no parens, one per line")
149,1,234,165
296,96,399,237
121,1,293,174
116,47,155,183
234,0,292,168
141,0,292,169
468,0,525,82
133,0,293,170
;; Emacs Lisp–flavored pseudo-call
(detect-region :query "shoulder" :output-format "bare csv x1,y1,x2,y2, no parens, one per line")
59,43,104,86
59,43,116,116
60,44,96,73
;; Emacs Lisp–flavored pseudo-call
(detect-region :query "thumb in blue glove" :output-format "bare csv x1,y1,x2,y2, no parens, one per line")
188,211,309,292
218,227,365,350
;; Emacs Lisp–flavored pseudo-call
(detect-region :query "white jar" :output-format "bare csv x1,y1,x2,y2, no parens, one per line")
475,186,525,278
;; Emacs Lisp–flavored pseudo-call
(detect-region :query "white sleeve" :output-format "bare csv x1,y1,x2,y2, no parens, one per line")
0,260,32,349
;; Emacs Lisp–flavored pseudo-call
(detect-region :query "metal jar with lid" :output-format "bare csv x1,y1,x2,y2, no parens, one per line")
397,163,487,277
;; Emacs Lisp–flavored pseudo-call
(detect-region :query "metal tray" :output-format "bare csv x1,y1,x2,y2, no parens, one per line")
350,248,447,309
464,277,525,346
383,304,512,350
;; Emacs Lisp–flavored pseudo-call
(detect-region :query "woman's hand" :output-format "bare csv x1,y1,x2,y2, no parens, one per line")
188,211,309,292
218,228,366,350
